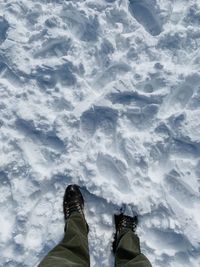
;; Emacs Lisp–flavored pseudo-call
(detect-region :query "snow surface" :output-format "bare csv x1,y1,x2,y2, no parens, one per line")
0,0,200,266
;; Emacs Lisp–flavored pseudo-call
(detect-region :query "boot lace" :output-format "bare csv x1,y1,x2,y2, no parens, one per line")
64,199,83,220
118,216,137,233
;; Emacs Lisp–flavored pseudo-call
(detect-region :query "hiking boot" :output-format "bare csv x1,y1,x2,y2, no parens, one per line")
113,213,138,253
63,184,84,220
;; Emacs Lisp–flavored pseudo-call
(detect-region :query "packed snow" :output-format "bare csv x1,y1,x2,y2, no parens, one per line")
0,0,200,266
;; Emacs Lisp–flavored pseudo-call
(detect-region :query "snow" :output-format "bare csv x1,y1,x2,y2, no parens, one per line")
0,0,200,266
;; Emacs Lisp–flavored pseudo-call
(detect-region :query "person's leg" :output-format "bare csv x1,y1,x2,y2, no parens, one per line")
38,185,90,267
113,213,152,267
115,229,152,267
38,212,89,267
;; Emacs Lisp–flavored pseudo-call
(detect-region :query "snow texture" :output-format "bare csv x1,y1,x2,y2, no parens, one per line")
0,0,200,266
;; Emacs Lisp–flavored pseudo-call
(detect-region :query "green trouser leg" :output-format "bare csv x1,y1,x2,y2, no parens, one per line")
115,230,152,267
38,212,90,267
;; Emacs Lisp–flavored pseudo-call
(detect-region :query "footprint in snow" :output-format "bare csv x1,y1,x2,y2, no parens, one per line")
129,0,163,36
